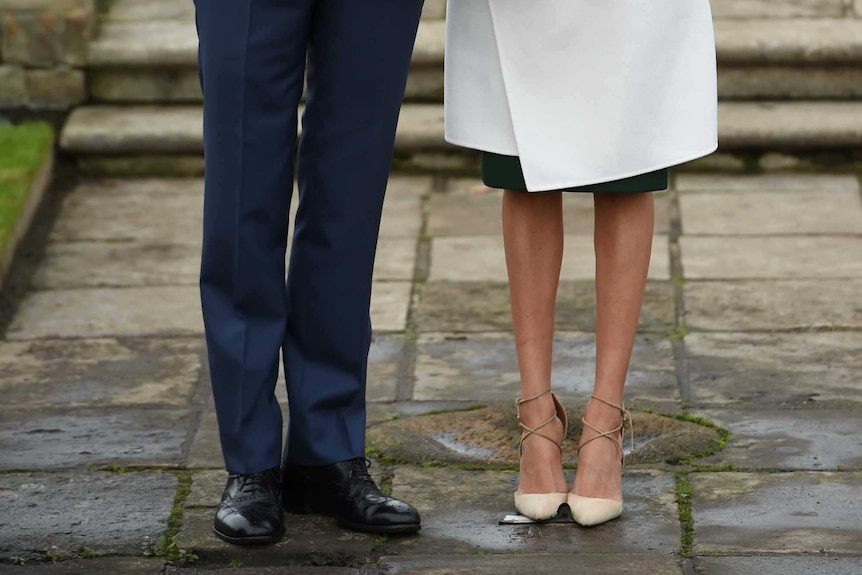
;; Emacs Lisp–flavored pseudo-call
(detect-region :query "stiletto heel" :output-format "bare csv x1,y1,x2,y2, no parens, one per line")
568,395,633,526
513,389,569,520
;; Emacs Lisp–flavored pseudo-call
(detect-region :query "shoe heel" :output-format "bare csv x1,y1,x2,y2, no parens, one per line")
281,468,311,514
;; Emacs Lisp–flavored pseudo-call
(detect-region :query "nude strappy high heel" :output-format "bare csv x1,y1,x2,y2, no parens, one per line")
568,394,633,527
513,389,568,521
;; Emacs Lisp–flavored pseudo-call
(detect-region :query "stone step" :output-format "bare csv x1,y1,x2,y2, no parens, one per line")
60,101,862,162
87,19,862,103
87,19,445,103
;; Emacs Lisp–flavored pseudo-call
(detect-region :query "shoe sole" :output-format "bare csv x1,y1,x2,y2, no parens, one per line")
338,520,421,535
212,526,286,546
284,501,420,535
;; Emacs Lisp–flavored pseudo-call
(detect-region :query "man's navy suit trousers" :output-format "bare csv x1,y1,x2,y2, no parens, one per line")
194,0,424,473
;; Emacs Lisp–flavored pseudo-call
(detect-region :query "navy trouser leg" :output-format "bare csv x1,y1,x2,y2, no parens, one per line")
282,0,424,465
196,0,312,473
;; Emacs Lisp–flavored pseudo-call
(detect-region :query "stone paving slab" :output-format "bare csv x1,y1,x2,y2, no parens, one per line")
32,242,200,289
0,558,166,574
77,155,205,178
380,554,685,575
165,568,361,575
89,67,203,104
414,281,675,333
676,173,860,193
691,471,862,554
719,102,862,147
374,239,417,281
177,509,377,566
0,337,203,408
89,21,197,67
684,279,862,331
0,407,190,470
49,179,203,246
711,0,846,19
695,407,862,470
380,177,428,239
6,283,408,339
186,403,222,469
685,332,862,405
680,237,862,279
60,102,862,157
430,236,670,282
694,556,862,575
714,19,862,62
382,467,679,555
719,65,862,99
370,282,412,332
367,335,406,401
679,188,862,236
5,286,204,340
427,180,672,237
0,471,176,559
105,0,196,22
90,16,444,68
185,470,227,508
413,332,677,402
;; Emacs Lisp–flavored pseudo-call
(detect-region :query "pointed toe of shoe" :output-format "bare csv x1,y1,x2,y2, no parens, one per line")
567,493,622,527
213,501,285,544
514,492,568,521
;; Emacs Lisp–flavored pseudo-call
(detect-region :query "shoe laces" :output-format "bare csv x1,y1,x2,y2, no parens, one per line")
349,458,377,487
230,471,269,495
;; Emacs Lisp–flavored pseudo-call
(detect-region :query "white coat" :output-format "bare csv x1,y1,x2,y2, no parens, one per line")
444,1,719,192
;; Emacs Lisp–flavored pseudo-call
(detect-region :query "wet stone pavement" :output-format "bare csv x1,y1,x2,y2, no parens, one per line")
1,171,861,574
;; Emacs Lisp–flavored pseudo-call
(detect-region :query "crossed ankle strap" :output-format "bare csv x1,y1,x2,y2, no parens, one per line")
578,394,634,467
516,389,567,456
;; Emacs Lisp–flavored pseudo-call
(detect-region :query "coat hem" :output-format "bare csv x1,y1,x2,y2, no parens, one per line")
444,135,719,193
444,133,519,157
520,144,720,193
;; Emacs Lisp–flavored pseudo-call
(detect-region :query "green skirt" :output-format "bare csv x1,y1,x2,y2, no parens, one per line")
481,152,668,193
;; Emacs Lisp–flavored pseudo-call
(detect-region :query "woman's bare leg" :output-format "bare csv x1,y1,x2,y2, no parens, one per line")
503,189,567,495
572,191,654,500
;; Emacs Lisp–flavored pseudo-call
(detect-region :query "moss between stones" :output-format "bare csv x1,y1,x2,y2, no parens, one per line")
674,473,694,555
165,471,192,540
671,412,732,465
155,471,198,564
367,404,726,467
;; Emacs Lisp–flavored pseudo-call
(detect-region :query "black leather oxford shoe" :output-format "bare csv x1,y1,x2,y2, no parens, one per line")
213,467,285,545
282,458,421,534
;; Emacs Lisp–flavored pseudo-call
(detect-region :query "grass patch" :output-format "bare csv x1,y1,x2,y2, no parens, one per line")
674,473,694,555
0,122,53,254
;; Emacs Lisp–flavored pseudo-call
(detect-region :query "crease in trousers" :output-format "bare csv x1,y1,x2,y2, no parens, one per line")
194,0,424,474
